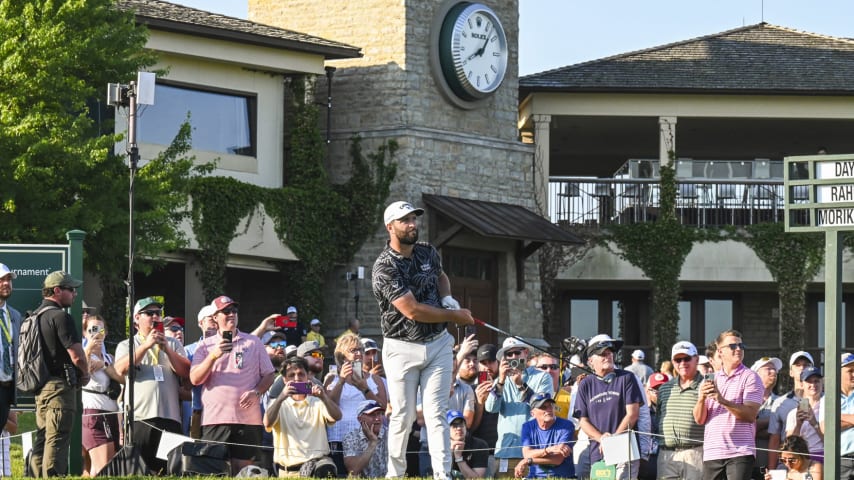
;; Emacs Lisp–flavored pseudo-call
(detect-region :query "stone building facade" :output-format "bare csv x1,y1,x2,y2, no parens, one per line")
250,0,550,342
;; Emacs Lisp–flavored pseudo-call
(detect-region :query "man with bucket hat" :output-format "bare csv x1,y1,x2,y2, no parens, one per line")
485,337,553,477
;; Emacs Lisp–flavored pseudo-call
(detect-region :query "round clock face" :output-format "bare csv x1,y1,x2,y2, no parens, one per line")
439,2,508,101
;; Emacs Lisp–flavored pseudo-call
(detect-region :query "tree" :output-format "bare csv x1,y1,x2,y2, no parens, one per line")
0,1,203,330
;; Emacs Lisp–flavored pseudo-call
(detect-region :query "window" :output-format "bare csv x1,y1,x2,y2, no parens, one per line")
570,299,599,340
704,300,733,343
678,301,691,341
138,83,256,156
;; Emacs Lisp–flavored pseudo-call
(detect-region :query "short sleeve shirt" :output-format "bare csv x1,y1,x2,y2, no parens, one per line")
701,364,764,461
576,369,643,464
115,336,187,423
37,300,81,375
521,417,575,478
191,330,275,426
343,426,388,478
372,242,446,342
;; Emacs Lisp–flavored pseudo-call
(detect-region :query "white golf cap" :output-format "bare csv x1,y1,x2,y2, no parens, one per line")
383,201,424,225
197,304,217,322
750,357,783,373
789,351,814,366
671,341,698,359
0,264,16,279
631,349,645,360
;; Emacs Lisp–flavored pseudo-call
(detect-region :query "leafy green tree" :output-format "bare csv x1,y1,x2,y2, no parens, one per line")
0,1,203,330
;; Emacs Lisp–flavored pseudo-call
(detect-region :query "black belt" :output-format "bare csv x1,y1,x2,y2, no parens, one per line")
660,445,697,451
280,462,303,472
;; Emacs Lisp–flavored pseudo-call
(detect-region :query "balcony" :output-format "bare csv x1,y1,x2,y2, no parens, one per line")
549,177,809,229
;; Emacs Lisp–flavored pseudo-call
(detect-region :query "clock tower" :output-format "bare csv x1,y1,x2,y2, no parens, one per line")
249,0,546,338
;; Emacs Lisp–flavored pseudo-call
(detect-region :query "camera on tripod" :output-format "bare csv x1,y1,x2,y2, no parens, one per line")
561,336,588,357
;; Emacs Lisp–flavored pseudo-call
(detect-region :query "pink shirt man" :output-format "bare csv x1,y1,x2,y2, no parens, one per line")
192,330,275,425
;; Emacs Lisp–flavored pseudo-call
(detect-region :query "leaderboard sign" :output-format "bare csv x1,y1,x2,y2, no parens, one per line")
785,153,854,232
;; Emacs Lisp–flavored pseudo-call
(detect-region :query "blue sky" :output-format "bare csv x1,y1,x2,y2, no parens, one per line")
172,1,854,75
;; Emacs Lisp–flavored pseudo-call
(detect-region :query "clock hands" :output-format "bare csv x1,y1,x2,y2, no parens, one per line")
466,34,492,61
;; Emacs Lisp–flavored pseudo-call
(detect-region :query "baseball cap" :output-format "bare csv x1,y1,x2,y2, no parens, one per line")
285,345,298,358
631,349,645,360
163,316,185,328
477,344,498,362
842,353,854,368
297,340,321,357
358,400,384,416
446,409,465,424
361,338,379,352
800,366,823,382
789,351,814,366
197,304,217,322
698,355,711,365
496,337,531,361
383,201,424,225
647,372,669,390
671,341,698,359
750,357,782,373
211,296,238,312
43,271,82,289
529,391,556,409
310,318,321,326
0,264,16,280
262,330,286,345
287,306,297,314
133,297,162,316
586,334,623,356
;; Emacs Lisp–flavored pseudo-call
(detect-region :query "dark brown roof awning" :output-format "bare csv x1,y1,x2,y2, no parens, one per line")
422,194,583,291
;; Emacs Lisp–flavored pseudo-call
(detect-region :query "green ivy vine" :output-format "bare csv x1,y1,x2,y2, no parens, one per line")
189,78,397,318
599,160,719,363
738,223,823,389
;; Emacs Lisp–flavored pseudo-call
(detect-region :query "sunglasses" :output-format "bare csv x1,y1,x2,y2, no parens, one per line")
673,356,693,364
220,306,238,315
505,350,524,358
60,286,77,293
309,351,324,359
537,364,559,370
141,309,162,317
348,347,364,354
268,341,286,349
780,457,800,465
168,325,183,332
721,342,746,351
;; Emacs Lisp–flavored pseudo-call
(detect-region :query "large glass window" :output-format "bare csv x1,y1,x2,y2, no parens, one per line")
138,83,256,156
570,299,598,340
704,299,733,344
678,301,691,341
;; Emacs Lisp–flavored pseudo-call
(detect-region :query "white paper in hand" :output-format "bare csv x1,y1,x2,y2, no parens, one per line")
600,431,639,466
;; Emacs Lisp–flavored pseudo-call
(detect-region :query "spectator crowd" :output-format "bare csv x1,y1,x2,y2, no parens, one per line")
1,255,851,478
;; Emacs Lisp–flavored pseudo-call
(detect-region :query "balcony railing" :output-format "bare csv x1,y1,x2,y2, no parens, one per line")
549,177,808,228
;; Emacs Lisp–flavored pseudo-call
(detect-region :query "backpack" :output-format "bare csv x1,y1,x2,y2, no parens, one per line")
16,306,59,395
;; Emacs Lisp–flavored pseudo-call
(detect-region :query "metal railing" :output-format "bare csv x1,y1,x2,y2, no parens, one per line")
549,177,807,228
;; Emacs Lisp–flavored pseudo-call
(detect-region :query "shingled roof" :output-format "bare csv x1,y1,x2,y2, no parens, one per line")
117,0,361,60
520,23,854,95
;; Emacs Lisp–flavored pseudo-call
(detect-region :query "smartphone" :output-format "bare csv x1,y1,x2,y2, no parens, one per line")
704,372,715,382
328,365,338,376
153,322,164,334
275,315,288,328
292,381,312,395
222,330,233,343
352,361,363,379
798,398,811,413
465,325,476,337
478,371,490,383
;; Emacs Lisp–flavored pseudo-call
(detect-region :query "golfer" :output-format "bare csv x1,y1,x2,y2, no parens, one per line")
372,200,474,479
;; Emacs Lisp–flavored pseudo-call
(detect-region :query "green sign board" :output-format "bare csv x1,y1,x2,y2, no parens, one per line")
784,153,854,232
0,245,69,314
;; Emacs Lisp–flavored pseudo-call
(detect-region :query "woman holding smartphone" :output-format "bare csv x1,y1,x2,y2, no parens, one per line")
81,315,122,476
785,367,824,463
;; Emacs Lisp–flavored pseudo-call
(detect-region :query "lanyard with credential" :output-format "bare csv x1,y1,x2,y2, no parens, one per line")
136,334,160,365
